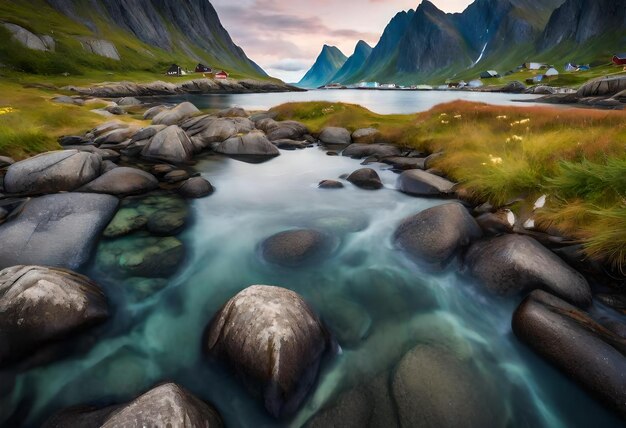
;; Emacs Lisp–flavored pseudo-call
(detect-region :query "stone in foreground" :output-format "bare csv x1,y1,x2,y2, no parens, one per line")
465,234,591,307
394,203,482,265
205,285,333,418
215,131,280,157
78,167,158,196
178,177,214,198
261,229,335,267
152,102,200,126
351,128,381,145
4,150,102,194
319,127,351,146
342,143,401,159
43,383,223,428
513,290,626,418
396,169,455,196
0,193,118,270
0,265,108,366
142,125,195,164
347,168,383,190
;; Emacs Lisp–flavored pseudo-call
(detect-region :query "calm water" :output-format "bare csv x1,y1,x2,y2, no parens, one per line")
2,147,619,427
142,88,550,114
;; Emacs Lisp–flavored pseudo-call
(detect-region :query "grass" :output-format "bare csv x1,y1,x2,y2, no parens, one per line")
273,101,626,269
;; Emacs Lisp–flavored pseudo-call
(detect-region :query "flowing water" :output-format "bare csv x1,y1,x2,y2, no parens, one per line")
2,92,618,427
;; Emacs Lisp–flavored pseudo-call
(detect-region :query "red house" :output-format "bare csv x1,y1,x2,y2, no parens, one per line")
612,54,626,65
215,70,229,79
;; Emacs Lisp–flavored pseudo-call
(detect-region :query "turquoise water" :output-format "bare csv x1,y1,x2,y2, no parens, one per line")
1,147,620,427
142,89,551,114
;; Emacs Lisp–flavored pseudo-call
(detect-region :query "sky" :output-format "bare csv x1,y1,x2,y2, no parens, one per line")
212,0,473,82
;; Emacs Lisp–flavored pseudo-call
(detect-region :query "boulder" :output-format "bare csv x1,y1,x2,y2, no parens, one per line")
78,167,158,196
318,180,344,189
205,285,333,417
2,23,52,51
103,208,148,238
501,81,526,93
396,169,455,197
351,128,381,145
261,229,335,267
52,95,84,106
577,75,626,98
152,102,200,126
476,210,515,235
216,107,247,117
4,150,102,194
0,156,15,168
131,125,166,143
465,234,591,307
392,345,504,427
381,156,426,170
342,143,401,159
143,105,169,120
216,131,280,157
0,193,118,270
92,121,126,137
319,127,351,145
347,168,383,190
190,117,255,148
142,125,194,164
104,105,125,115
163,170,189,184
394,203,482,265
116,97,141,106
178,177,214,198
0,265,108,366
79,38,120,60
512,290,626,418
97,235,185,278
273,139,307,150
266,121,308,141
43,383,223,428
58,136,89,146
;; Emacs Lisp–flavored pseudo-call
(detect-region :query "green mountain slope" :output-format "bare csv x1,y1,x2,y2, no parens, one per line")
297,45,347,88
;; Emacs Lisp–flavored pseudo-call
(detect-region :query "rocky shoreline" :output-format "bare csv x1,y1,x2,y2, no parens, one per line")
1,97,625,426
60,78,305,98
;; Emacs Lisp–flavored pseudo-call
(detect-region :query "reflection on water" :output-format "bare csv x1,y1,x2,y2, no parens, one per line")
1,148,620,427
141,89,552,115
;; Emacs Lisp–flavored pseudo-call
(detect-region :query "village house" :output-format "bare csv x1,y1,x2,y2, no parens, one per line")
195,63,212,73
613,53,626,65
166,64,182,76
215,70,229,79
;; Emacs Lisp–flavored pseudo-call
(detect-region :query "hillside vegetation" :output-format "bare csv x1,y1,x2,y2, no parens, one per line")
272,101,626,270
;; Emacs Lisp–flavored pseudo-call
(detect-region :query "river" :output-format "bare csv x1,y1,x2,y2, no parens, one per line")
2,91,616,427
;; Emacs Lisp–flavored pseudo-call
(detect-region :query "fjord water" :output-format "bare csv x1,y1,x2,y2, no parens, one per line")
143,88,548,114
3,147,620,427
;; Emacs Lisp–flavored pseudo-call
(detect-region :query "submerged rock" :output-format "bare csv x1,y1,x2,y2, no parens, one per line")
4,150,102,194
318,180,344,189
513,290,626,418
394,203,482,266
396,169,455,197
319,127,351,146
97,234,185,278
347,168,383,190
0,265,108,366
261,229,335,267
78,167,158,196
205,285,333,417
465,234,591,307
0,193,118,270
43,383,223,428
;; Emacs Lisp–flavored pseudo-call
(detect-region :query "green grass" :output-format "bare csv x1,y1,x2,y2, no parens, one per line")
273,101,626,269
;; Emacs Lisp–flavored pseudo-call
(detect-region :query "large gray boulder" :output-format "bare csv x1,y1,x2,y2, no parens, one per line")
0,193,118,270
205,285,333,417
397,169,455,197
216,131,280,157
577,75,626,98
351,128,381,145
78,167,158,196
392,345,504,428
188,117,255,148
342,143,401,159
394,203,482,265
465,234,591,307
79,38,120,60
261,229,335,267
4,150,102,194
319,127,351,145
142,125,195,164
2,23,53,51
178,177,214,199
382,156,426,170
152,102,200,126
266,121,308,141
513,290,626,419
43,383,223,428
0,265,108,366
346,168,383,190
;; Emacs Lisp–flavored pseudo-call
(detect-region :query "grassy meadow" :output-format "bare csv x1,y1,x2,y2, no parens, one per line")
272,101,626,270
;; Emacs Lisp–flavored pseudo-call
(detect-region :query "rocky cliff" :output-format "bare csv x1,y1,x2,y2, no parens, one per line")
329,41,372,84
297,45,347,88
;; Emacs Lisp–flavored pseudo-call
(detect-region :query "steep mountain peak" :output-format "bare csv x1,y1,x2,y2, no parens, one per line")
297,45,347,88
330,40,373,84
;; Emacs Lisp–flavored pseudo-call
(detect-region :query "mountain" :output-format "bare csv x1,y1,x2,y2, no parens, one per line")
329,40,372,84
0,0,266,78
331,0,624,85
297,45,347,88
539,0,626,49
